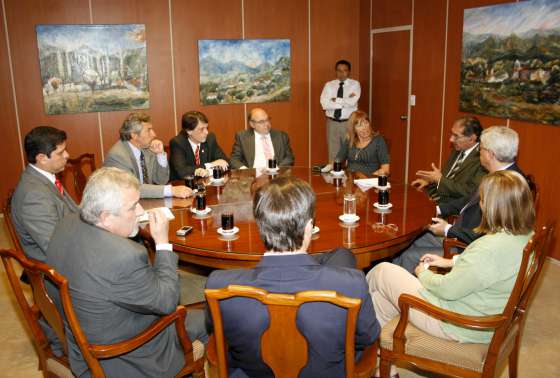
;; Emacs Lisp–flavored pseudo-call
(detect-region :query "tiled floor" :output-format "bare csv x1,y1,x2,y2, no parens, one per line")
1,215,559,377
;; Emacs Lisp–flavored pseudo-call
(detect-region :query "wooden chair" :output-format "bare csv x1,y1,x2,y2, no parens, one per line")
3,192,22,250
379,224,554,378
60,153,96,202
0,248,205,378
205,285,378,378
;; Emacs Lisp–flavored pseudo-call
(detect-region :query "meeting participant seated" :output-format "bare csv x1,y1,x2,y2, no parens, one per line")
11,126,79,263
393,125,523,274
230,107,295,170
411,116,486,204
104,111,192,199
46,167,208,377
206,176,380,377
368,170,535,377
169,110,229,179
333,110,390,177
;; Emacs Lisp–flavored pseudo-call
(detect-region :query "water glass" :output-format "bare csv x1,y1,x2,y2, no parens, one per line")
343,193,356,217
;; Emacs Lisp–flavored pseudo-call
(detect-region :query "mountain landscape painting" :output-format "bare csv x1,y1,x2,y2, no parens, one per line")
37,24,149,115
461,0,560,125
198,39,290,105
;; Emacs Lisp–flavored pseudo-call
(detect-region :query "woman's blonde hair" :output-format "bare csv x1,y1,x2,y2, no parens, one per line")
347,110,378,147
475,170,535,235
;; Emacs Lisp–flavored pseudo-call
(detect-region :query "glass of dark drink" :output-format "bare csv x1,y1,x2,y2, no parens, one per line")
184,175,195,189
333,160,342,172
378,189,389,206
213,167,223,179
196,192,206,211
268,158,277,169
378,174,388,187
221,212,234,231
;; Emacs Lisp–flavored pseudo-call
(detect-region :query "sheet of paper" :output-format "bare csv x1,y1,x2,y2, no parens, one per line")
353,178,391,191
137,207,175,223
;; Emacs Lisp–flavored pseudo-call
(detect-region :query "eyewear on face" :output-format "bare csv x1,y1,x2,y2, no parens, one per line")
251,118,271,126
450,133,468,140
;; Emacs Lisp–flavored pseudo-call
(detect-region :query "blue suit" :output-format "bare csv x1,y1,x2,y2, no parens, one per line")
206,253,380,378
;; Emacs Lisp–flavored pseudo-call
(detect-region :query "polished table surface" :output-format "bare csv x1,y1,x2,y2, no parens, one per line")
141,167,435,269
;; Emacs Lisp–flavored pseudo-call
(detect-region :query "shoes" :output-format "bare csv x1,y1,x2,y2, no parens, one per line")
320,163,333,173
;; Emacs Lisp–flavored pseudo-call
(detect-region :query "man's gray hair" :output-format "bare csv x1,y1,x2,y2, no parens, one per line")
480,126,519,163
119,112,151,141
80,167,140,224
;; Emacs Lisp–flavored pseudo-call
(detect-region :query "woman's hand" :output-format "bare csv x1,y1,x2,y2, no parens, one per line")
420,253,454,268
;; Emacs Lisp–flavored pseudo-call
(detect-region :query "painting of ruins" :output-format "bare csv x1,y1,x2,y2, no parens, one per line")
198,39,290,105
461,0,560,125
36,24,149,115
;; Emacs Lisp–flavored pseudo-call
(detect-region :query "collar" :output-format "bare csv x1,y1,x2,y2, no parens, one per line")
257,253,320,268
188,137,200,153
461,142,479,159
127,141,142,160
29,164,56,184
254,131,271,139
497,162,514,171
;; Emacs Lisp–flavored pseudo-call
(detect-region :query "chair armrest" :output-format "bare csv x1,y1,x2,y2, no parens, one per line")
206,334,217,366
90,305,191,358
354,340,378,378
442,237,467,259
184,301,205,310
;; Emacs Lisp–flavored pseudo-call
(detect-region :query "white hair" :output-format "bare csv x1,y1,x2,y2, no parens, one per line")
480,126,519,163
80,167,140,224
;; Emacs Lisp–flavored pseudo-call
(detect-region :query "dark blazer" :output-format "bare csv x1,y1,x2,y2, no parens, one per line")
11,165,79,262
442,163,524,244
205,254,380,378
427,146,487,205
46,213,185,378
169,132,228,180
230,129,295,169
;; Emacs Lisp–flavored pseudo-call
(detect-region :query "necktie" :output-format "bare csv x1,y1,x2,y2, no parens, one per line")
261,136,273,160
333,81,344,120
140,151,149,184
54,177,64,195
447,151,466,179
195,145,200,166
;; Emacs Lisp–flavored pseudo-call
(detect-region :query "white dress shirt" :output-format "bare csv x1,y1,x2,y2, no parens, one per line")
127,142,172,197
253,132,275,169
320,78,361,120
30,164,56,185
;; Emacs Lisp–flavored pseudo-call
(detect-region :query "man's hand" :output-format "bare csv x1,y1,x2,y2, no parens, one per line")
416,163,442,184
349,92,356,98
420,253,454,269
428,217,448,236
331,97,337,102
411,178,429,189
211,159,229,170
171,185,192,198
149,139,165,155
194,168,208,177
148,208,169,245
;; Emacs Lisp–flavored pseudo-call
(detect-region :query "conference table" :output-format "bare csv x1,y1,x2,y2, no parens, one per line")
141,167,435,270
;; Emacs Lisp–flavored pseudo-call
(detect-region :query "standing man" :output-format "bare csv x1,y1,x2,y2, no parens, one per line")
169,110,229,179
411,116,486,204
320,60,361,172
230,108,295,169
104,112,191,199
46,167,207,377
11,126,79,262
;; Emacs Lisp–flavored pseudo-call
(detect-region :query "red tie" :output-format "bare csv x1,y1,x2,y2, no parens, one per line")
54,177,64,195
195,145,200,166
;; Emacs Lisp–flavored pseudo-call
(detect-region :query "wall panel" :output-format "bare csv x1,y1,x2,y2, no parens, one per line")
372,0,412,29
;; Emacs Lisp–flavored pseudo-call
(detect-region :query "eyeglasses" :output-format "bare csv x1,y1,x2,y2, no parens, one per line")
250,118,271,126
450,133,467,140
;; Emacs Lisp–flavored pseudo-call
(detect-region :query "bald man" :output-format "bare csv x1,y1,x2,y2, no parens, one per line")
230,108,295,169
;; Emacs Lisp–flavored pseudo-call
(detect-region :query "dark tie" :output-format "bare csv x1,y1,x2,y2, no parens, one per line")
54,177,64,195
333,81,344,120
195,145,200,166
140,151,149,184
447,151,466,179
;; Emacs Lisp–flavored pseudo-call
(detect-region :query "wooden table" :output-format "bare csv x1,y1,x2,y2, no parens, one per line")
141,167,435,269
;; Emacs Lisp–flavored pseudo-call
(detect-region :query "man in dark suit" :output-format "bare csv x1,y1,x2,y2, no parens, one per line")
206,176,380,377
412,116,487,205
104,112,192,198
230,108,295,169
394,126,523,273
46,167,207,377
169,110,229,179
11,126,79,262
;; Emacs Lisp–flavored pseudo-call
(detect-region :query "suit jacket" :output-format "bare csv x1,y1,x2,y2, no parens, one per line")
427,146,487,205
103,140,169,198
206,254,380,378
442,163,524,244
169,131,228,180
46,213,184,378
11,165,79,262
230,129,295,169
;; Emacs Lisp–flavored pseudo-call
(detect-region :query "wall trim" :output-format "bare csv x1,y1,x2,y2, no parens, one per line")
438,0,450,168
168,0,178,136
403,0,415,184
371,25,412,34
307,0,311,167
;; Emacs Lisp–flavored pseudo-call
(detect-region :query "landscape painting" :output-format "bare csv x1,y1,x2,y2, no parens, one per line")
460,0,560,125
198,39,290,105
37,24,149,115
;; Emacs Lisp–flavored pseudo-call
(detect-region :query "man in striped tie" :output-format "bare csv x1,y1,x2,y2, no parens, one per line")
411,116,486,205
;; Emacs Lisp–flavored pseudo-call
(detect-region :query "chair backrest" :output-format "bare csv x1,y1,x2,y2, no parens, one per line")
60,153,96,202
205,285,362,378
3,191,23,250
0,248,70,372
525,174,539,212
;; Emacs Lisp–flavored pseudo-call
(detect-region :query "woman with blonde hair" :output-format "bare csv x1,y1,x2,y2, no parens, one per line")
333,110,390,176
366,170,535,374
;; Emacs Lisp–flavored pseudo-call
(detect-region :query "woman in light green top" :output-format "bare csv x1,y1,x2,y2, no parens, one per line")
367,170,535,348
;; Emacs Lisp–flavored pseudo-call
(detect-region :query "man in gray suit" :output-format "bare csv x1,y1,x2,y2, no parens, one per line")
230,108,295,169
104,112,192,198
11,126,79,262
47,167,207,377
